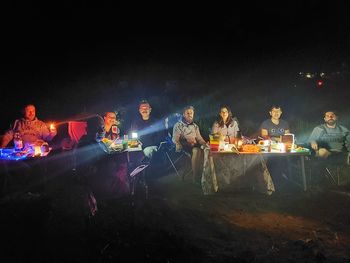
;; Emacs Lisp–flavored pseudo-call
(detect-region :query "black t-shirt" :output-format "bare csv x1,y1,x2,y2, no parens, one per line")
260,119,290,138
129,116,165,148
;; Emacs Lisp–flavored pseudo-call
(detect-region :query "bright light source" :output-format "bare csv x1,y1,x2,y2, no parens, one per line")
317,80,324,87
306,73,312,78
131,132,138,139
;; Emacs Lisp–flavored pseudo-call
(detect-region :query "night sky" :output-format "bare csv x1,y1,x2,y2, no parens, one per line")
2,2,350,137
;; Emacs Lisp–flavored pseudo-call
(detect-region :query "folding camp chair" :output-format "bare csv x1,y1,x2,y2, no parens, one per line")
157,136,193,179
310,151,349,188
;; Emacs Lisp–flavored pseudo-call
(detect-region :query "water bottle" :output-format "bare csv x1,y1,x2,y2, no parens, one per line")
14,132,23,151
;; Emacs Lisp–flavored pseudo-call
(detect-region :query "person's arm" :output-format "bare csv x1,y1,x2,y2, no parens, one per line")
308,126,324,151
172,123,182,152
96,129,106,142
345,130,350,165
344,129,350,153
1,129,14,148
261,128,269,139
154,119,167,145
195,125,207,146
41,122,57,142
284,121,290,134
233,120,239,138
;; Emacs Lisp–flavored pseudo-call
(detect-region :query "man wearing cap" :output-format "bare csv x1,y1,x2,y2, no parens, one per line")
129,100,164,161
172,105,207,183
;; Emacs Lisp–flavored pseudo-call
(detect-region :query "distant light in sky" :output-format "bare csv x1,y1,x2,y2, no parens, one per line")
317,80,324,87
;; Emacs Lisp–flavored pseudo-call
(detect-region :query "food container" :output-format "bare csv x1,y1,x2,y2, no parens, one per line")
209,134,222,152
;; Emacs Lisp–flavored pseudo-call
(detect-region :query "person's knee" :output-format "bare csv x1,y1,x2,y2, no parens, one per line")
192,146,203,155
316,148,331,159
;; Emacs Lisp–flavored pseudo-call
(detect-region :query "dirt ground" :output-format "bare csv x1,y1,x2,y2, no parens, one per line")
1,169,350,263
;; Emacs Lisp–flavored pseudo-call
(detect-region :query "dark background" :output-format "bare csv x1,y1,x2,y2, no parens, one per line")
2,1,350,141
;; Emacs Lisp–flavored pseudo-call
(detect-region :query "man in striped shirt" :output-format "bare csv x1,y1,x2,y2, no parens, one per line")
309,111,350,160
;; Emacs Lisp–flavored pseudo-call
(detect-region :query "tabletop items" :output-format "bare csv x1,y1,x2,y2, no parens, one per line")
209,133,310,154
100,137,142,154
0,141,51,160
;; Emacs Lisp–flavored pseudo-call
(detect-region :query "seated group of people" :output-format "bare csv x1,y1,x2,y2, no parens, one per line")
173,104,350,186
1,102,350,189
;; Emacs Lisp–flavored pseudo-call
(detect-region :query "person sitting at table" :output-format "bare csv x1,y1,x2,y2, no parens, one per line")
260,105,290,192
1,104,57,148
260,105,290,142
309,110,350,159
77,113,129,199
172,105,207,184
129,99,165,162
98,111,121,141
212,105,240,142
307,110,350,187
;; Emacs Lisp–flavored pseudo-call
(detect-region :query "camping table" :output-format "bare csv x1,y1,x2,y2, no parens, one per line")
0,147,52,195
201,147,311,195
107,144,146,196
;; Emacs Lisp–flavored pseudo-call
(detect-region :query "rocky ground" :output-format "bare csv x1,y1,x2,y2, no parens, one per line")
1,169,350,263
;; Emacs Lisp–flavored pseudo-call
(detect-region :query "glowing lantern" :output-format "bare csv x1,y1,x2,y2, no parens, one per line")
131,132,138,139
34,146,42,156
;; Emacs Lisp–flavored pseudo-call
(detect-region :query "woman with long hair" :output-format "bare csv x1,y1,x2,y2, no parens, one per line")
212,105,240,142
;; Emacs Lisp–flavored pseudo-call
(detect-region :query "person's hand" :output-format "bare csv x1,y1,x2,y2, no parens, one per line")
175,144,182,152
201,142,209,149
186,138,196,147
311,141,318,151
49,123,57,135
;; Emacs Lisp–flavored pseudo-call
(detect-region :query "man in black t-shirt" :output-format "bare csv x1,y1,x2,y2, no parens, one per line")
260,105,290,142
260,105,290,191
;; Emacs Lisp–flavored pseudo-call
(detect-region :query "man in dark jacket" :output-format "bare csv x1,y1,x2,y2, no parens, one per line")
129,100,165,160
